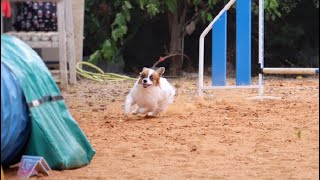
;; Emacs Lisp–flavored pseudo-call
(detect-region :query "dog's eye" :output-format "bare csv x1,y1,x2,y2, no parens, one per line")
149,75,154,81
140,74,145,78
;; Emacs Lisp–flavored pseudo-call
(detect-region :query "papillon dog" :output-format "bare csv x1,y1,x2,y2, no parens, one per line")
124,67,175,117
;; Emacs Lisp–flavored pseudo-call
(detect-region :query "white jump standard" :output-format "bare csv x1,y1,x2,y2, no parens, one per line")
198,0,319,97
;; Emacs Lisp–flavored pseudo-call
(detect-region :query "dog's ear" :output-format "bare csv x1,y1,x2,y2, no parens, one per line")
140,67,147,75
156,67,165,76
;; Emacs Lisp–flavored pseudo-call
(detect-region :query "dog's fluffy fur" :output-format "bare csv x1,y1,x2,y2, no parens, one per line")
124,67,175,116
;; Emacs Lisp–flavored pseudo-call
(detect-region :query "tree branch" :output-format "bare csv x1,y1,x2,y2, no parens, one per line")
182,4,211,35
179,1,188,25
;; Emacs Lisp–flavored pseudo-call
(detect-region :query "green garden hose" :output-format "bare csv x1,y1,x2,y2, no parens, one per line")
76,61,136,82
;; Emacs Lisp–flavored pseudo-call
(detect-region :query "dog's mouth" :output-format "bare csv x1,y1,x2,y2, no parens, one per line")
142,84,151,88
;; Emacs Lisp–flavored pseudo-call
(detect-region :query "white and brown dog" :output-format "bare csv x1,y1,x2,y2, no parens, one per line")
124,67,175,117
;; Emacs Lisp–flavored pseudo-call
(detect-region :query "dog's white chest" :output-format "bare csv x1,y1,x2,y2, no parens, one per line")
132,88,160,107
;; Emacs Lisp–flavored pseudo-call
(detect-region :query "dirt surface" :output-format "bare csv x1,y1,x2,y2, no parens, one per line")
4,76,319,179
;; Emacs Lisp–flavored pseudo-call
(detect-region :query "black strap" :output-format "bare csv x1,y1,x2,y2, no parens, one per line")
27,95,64,108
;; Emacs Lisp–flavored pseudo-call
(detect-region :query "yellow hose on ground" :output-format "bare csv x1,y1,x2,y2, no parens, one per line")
76,62,136,82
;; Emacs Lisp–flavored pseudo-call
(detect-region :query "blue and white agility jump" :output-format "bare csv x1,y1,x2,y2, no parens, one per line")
198,0,319,96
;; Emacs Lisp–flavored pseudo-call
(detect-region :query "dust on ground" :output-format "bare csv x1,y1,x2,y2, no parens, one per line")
4,76,319,179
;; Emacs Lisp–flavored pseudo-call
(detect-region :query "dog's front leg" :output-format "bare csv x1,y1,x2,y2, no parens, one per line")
124,95,135,116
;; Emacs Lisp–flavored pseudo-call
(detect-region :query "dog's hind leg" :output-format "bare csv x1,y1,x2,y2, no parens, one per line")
135,107,150,114
147,107,164,117
147,100,169,116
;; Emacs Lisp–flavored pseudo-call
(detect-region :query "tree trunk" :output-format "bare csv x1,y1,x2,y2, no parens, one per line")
167,1,187,76
168,18,183,76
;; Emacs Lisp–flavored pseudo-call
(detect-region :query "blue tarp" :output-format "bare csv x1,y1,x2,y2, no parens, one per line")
1,63,30,166
1,35,95,169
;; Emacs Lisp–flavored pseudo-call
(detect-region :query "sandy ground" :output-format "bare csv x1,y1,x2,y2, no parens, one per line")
4,76,319,179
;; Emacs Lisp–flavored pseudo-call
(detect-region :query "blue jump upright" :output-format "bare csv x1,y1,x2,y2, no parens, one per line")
212,12,227,86
211,0,252,86
236,0,251,85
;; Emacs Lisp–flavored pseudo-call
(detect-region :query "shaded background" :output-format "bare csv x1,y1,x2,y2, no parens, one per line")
83,0,319,75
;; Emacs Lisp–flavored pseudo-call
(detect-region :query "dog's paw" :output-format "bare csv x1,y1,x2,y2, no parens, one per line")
147,112,157,117
124,108,130,115
132,110,138,115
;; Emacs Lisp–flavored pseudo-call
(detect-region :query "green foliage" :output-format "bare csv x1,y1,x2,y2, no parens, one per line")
102,40,118,60
265,0,281,20
193,0,201,6
251,0,281,21
207,13,213,22
88,0,132,63
87,0,162,63
83,0,112,57
146,1,160,16
88,50,101,65
208,0,217,7
85,0,319,67
138,0,147,9
165,0,177,13
253,0,319,21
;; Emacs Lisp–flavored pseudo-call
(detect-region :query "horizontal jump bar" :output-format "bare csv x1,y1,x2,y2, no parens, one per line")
262,68,319,75
203,85,259,90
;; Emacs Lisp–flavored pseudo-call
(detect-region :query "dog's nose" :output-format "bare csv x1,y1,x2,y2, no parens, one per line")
143,79,147,83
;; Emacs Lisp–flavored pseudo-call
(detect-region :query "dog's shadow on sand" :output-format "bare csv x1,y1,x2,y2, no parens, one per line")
124,115,159,122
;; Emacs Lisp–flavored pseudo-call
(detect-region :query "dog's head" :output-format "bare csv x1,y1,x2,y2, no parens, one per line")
138,67,165,88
